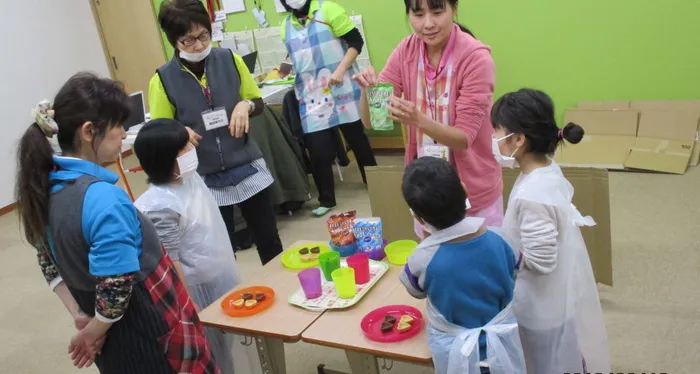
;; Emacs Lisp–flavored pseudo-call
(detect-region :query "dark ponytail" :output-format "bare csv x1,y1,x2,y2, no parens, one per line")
455,22,474,37
15,72,130,252
15,124,55,251
561,122,584,144
491,88,585,156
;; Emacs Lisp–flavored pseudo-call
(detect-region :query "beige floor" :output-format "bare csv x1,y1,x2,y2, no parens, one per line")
1,153,699,373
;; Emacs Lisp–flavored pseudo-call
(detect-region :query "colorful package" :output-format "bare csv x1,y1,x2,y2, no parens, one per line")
327,211,357,247
352,218,384,259
366,83,394,131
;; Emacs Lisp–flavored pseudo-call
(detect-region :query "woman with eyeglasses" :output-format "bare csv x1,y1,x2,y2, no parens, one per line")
149,0,283,266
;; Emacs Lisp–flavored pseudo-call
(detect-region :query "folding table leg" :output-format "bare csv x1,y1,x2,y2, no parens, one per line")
256,336,287,374
345,351,380,374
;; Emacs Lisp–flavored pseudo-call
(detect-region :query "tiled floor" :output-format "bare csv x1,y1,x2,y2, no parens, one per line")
1,154,698,373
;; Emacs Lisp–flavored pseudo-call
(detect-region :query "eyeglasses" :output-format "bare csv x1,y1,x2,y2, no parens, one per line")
178,32,211,47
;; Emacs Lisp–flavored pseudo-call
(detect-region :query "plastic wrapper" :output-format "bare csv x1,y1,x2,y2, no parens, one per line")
327,211,357,246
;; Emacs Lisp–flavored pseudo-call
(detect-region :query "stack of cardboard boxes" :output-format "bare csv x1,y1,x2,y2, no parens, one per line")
555,100,700,174
364,100,699,287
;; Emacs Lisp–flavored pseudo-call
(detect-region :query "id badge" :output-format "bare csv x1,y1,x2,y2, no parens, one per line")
202,107,229,131
423,145,450,161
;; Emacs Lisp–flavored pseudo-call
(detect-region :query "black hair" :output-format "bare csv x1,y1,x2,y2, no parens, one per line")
15,72,130,252
404,0,474,37
402,157,466,230
134,119,190,185
280,0,312,18
158,0,213,48
491,88,584,156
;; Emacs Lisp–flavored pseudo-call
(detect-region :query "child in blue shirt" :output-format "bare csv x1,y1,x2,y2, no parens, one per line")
399,156,522,374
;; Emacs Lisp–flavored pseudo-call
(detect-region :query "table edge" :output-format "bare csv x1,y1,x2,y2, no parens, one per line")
300,334,434,365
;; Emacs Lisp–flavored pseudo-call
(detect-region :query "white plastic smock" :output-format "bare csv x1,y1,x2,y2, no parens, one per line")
407,217,526,374
135,173,241,286
501,161,610,374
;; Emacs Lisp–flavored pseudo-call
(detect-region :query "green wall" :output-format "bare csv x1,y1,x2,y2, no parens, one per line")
153,0,700,134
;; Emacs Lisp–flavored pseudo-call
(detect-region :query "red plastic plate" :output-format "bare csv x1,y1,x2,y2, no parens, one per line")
360,305,424,343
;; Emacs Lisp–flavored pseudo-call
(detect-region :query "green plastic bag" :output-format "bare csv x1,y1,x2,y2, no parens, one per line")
367,83,394,131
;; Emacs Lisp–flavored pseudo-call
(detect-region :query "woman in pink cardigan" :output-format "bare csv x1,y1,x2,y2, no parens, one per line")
354,0,503,236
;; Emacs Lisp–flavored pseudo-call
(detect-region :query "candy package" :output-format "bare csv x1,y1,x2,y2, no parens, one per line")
327,211,357,247
366,83,394,131
353,218,384,259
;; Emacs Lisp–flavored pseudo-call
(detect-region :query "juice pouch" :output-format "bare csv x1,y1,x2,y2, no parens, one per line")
353,218,383,256
367,83,394,131
327,211,357,247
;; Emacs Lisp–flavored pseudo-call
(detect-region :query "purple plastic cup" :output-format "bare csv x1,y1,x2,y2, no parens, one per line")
298,268,323,299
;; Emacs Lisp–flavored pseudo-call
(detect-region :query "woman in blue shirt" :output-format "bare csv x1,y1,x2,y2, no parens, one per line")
15,72,217,373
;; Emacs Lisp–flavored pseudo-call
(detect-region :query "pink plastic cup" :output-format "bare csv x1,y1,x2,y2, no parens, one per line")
298,268,323,299
347,253,370,284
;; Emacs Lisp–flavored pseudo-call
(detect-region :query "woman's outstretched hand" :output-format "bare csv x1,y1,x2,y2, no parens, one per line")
352,67,379,90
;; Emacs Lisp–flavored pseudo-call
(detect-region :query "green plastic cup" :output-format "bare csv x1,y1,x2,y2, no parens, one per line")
319,251,341,281
331,267,356,299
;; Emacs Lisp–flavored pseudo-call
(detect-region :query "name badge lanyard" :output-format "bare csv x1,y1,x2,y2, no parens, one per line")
201,72,249,143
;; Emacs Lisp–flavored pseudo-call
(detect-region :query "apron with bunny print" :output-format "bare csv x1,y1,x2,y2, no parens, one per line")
284,0,361,134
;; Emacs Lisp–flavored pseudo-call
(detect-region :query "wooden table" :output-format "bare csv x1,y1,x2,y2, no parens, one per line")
301,263,433,374
198,240,325,374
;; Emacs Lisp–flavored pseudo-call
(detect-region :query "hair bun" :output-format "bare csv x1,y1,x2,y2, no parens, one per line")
562,122,584,144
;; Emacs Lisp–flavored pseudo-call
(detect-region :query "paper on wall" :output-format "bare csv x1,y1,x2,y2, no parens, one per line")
253,27,289,72
223,0,245,13
274,0,287,13
211,22,224,42
214,10,227,22
350,15,372,69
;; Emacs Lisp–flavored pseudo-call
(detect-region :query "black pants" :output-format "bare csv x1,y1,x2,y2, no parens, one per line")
218,187,283,265
304,119,377,207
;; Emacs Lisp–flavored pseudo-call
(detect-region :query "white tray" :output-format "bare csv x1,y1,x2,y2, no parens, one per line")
288,259,389,311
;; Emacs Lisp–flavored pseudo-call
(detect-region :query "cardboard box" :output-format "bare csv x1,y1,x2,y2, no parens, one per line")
624,110,698,174
578,101,630,110
555,109,639,170
630,100,700,166
366,166,613,286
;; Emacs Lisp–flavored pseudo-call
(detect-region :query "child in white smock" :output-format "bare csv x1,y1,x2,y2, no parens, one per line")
490,88,611,374
133,119,244,373
399,157,525,374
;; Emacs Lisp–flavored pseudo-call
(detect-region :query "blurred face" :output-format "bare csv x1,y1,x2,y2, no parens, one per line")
493,126,526,158
177,24,211,53
173,142,195,176
408,0,456,48
79,122,126,164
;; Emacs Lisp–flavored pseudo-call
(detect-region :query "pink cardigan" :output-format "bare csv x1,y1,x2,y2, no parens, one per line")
379,29,503,212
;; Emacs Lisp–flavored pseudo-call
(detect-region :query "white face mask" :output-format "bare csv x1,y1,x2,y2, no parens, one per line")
409,198,471,234
176,148,199,179
286,0,307,10
179,44,212,63
492,134,520,169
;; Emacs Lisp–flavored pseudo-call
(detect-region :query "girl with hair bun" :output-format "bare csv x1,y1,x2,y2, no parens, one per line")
490,88,610,374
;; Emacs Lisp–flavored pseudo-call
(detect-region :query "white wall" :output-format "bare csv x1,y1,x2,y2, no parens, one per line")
0,0,110,207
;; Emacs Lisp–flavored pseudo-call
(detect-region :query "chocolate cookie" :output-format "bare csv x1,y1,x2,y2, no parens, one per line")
380,321,393,333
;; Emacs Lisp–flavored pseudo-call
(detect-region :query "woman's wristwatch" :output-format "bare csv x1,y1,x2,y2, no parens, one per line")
245,99,255,114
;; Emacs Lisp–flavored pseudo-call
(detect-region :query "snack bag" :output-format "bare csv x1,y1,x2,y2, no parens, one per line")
327,211,357,247
367,83,394,131
353,218,383,257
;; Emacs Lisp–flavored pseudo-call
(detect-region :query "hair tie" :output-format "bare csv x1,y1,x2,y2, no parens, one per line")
31,100,58,137
557,128,564,139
